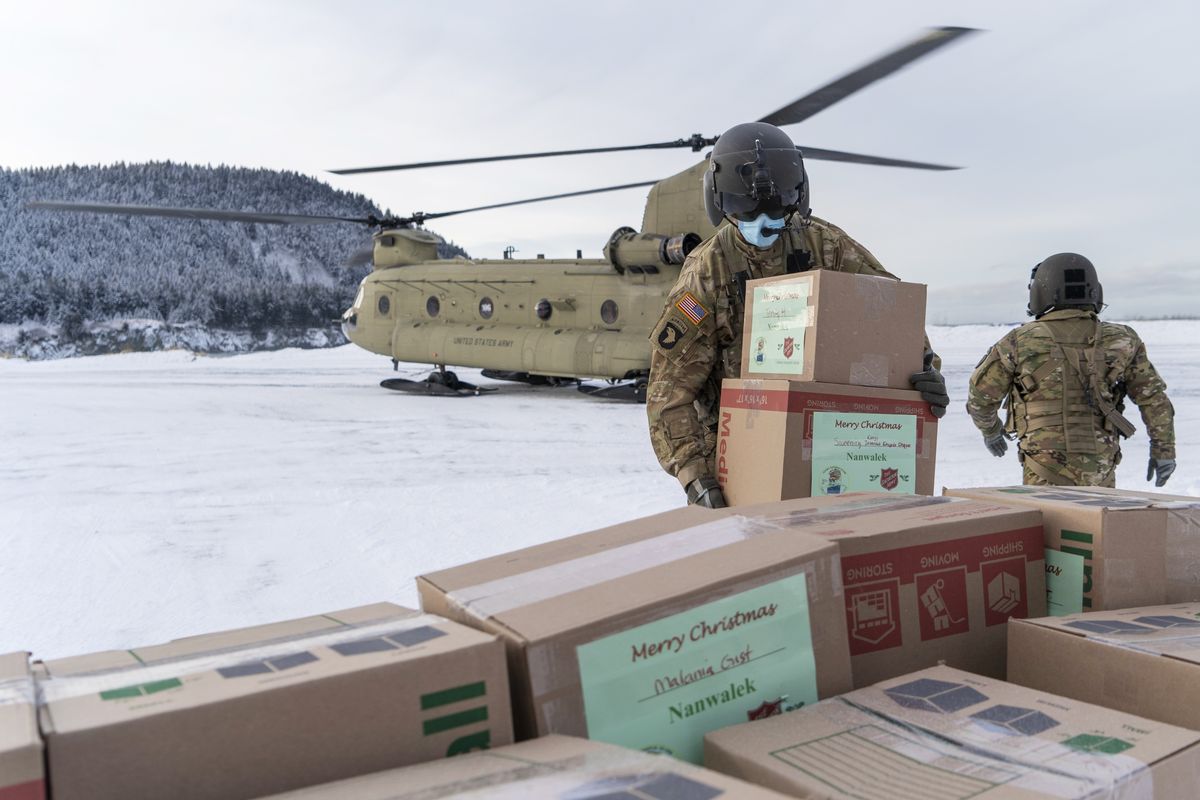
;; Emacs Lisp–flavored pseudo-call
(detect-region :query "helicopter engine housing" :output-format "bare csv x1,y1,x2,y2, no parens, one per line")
373,228,440,269
603,228,700,274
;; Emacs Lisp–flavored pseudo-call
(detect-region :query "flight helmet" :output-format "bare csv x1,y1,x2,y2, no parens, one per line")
703,122,810,227
1027,252,1104,317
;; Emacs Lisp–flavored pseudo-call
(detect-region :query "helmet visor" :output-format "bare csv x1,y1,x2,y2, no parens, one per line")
713,146,803,219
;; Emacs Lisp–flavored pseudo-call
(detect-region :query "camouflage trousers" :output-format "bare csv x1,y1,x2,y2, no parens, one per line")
1020,449,1118,488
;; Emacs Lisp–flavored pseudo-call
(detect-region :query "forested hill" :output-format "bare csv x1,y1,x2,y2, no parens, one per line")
0,162,466,358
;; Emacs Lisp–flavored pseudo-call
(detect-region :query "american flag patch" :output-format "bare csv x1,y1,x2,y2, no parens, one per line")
675,292,708,325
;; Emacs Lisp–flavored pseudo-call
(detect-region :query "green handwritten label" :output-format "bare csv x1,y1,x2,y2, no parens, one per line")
576,573,817,764
1045,548,1085,616
810,411,918,495
746,281,812,375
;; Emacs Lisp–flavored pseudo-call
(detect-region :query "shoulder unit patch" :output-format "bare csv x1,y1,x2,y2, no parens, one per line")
657,320,686,350
675,291,708,326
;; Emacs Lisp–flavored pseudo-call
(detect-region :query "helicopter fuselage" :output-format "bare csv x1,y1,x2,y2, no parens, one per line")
342,257,680,381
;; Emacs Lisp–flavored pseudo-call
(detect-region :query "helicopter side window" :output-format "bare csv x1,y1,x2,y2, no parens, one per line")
377,295,391,316
479,297,494,319
426,296,440,318
535,299,553,321
600,300,619,325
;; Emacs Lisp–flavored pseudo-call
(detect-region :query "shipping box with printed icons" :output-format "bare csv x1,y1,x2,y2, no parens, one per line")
0,652,44,800
258,734,794,799
944,485,1200,613
703,664,1200,799
739,270,927,389
1009,602,1200,731
731,494,1045,686
717,378,937,505
417,503,851,763
35,603,513,800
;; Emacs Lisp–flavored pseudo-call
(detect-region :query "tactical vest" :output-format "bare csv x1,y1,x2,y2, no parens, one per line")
1007,316,1132,454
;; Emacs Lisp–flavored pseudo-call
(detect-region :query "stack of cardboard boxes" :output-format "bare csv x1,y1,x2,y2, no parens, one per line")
717,270,938,504
15,483,1200,797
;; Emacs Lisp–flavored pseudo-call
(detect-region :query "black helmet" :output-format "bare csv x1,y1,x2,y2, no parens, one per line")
1027,253,1104,317
703,122,810,227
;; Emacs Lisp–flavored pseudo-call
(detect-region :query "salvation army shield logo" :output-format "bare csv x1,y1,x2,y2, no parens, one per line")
783,336,795,359
747,698,784,721
880,468,899,491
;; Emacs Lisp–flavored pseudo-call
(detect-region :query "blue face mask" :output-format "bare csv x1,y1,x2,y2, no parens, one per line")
735,213,787,249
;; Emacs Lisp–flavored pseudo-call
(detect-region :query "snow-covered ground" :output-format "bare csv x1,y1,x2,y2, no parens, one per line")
2,322,1196,659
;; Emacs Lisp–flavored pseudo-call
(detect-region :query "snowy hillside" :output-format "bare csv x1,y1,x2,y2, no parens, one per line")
2,321,1195,659
0,163,467,356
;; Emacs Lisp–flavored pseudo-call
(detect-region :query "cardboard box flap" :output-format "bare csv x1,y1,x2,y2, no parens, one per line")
947,485,1200,512
263,734,790,799
708,665,1200,799
421,506,719,594
735,493,1042,537
45,603,416,676
851,666,1199,770
1015,604,1200,666
431,513,838,642
38,608,498,734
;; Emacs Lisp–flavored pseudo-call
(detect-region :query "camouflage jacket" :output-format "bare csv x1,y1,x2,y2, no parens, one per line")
966,309,1175,462
646,216,901,488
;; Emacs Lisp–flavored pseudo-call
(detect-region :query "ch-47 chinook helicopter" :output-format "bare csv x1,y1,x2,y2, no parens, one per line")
30,26,975,400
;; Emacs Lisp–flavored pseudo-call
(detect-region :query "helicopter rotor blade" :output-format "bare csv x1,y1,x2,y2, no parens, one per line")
328,137,716,176
758,26,979,127
26,200,379,227
798,146,958,171
344,244,376,268
415,180,660,223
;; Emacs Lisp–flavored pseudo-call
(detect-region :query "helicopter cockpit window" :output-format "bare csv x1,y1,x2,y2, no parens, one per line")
377,295,391,316
380,236,395,247
479,297,494,319
426,296,440,318
535,299,553,321
600,300,619,325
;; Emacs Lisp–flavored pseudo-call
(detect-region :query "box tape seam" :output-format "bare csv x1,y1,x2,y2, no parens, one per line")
447,498,932,621
0,676,36,706
37,614,447,703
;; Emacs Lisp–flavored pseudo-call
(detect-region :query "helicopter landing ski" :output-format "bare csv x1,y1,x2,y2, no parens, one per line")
380,368,497,397
577,379,648,403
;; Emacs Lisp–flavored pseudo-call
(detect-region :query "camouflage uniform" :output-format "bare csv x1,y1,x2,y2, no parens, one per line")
646,216,905,489
966,309,1175,486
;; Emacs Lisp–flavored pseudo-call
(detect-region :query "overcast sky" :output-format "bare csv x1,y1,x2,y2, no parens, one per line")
4,0,1199,323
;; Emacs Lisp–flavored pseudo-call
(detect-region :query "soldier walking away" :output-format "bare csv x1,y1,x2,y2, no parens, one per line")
966,253,1176,487
646,122,948,508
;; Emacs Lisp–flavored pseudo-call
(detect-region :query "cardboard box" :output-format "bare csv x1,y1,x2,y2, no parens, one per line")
944,485,1200,613
740,270,926,389
1009,603,1200,731
417,504,852,762
0,653,44,800
732,494,1045,685
259,734,792,799
36,603,513,800
704,664,1200,799
718,379,938,504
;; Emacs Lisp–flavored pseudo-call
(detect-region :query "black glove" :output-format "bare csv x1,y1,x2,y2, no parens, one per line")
1147,457,1176,488
910,351,948,419
686,476,728,508
984,431,1009,458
